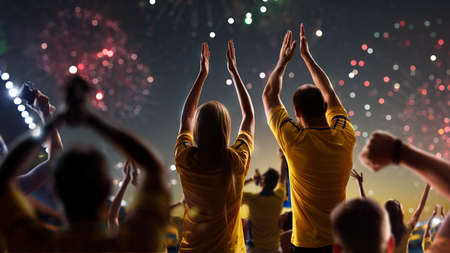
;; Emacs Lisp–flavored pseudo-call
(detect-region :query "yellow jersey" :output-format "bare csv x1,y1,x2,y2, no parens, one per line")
243,182,286,250
268,105,355,248
175,130,253,253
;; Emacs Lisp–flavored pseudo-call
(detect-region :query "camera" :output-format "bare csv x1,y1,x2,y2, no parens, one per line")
19,81,38,106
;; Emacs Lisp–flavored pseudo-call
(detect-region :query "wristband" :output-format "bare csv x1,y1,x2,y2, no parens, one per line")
392,139,402,164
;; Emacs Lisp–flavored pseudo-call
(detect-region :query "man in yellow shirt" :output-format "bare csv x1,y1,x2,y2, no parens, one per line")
243,150,288,253
262,25,355,252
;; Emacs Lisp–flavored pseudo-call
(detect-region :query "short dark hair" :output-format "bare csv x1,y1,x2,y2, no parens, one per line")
263,168,279,192
53,146,111,223
293,84,326,119
331,198,391,253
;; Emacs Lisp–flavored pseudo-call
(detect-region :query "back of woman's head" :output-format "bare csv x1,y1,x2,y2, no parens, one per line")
384,199,406,245
53,146,111,223
194,101,231,153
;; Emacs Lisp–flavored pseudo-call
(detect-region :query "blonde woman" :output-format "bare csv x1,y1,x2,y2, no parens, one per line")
175,41,255,253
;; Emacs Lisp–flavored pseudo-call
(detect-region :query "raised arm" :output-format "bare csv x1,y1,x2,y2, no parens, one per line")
16,91,63,194
424,205,438,239
107,159,132,231
299,24,341,108
244,168,261,186
278,149,287,184
350,169,366,198
226,40,255,135
408,184,431,228
179,43,210,134
360,131,450,200
84,112,166,193
262,30,297,118
0,114,64,191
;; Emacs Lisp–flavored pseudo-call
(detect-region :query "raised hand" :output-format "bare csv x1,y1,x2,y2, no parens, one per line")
123,159,132,182
200,42,210,75
432,205,438,216
299,23,311,59
226,40,238,74
277,30,297,67
350,169,363,183
131,160,139,186
254,169,262,184
360,131,398,171
440,206,445,218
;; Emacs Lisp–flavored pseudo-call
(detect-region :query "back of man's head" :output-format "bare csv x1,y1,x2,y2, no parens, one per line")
293,84,326,120
263,168,279,192
330,198,394,253
53,146,111,224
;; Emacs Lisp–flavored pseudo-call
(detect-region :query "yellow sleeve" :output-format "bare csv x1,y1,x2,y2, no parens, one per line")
274,182,287,200
267,106,303,151
230,131,254,174
119,190,170,251
326,105,354,135
174,130,194,168
422,237,433,251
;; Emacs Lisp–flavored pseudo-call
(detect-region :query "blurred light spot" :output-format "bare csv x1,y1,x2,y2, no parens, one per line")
5,81,13,89
226,79,232,85
95,91,104,101
1,72,10,80
383,76,390,83
260,6,267,13
361,44,368,51
393,64,399,70
68,65,78,74
209,32,216,38
170,164,176,171
430,55,437,61
227,17,235,24
315,29,323,37
259,72,266,79
41,42,48,50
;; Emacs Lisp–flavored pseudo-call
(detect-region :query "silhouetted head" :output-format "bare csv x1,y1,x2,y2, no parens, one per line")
331,198,395,253
293,84,327,123
194,101,231,153
53,146,111,224
385,199,406,246
261,168,279,192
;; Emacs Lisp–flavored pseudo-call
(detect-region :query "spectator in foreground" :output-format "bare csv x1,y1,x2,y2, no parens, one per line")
330,198,395,253
262,25,355,252
0,77,169,252
350,169,431,253
242,149,288,253
360,130,450,200
175,41,254,252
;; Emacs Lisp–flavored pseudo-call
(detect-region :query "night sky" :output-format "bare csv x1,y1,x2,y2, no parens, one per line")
0,0,448,221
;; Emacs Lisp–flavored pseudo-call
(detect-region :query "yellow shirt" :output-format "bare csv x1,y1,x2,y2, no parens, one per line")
243,182,286,250
175,130,253,253
268,105,355,248
0,184,169,252
422,236,433,251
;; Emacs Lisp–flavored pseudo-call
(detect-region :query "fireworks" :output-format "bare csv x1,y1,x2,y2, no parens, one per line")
33,7,153,118
337,18,449,159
